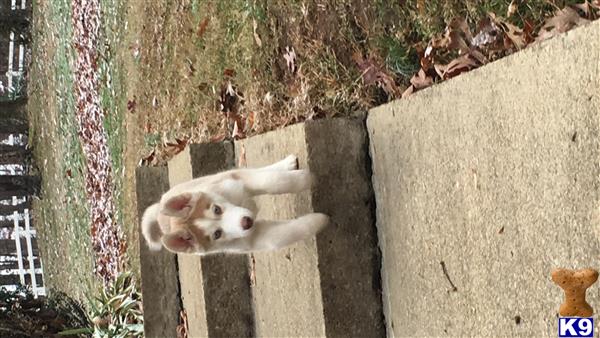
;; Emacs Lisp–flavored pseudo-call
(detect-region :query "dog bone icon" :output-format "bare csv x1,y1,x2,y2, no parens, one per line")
551,268,599,317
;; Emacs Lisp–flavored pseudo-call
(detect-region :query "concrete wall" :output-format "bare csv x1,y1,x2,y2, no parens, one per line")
367,20,600,337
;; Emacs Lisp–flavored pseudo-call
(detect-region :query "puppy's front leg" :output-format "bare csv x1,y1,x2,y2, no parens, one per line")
237,169,312,195
247,213,329,251
259,154,299,172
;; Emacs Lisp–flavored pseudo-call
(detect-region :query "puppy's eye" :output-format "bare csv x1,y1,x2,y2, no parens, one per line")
212,204,223,215
212,229,223,240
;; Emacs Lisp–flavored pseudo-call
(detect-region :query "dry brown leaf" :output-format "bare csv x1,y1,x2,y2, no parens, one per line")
449,17,473,41
246,111,255,131
223,68,235,78
488,13,527,49
219,82,239,113
197,17,209,38
431,29,470,54
507,0,518,17
410,69,434,89
231,118,245,140
283,46,297,74
176,310,188,338
352,52,400,97
210,134,227,143
472,16,502,48
437,53,480,79
252,19,262,47
571,1,600,19
238,143,247,167
537,7,590,42
401,85,415,98
127,98,136,113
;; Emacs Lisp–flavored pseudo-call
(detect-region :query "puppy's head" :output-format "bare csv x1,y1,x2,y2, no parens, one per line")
159,191,255,254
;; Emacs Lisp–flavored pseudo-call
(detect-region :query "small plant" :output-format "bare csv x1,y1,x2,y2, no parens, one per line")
59,272,143,338
0,285,90,337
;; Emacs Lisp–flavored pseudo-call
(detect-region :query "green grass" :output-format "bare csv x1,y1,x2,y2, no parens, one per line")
98,0,128,264
29,0,96,302
29,0,134,302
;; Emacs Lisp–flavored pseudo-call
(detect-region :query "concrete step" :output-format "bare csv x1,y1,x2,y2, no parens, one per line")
367,19,600,337
235,119,384,337
135,166,181,338
168,143,254,338
136,119,385,337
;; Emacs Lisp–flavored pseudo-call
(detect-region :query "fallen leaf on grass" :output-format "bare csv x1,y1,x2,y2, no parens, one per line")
471,18,500,48
197,17,209,38
571,1,600,19
431,26,470,54
219,82,240,113
127,98,136,112
246,111,255,131
449,17,473,42
507,0,518,17
231,117,245,140
253,19,262,47
410,69,433,89
223,68,235,78
210,134,227,143
165,138,188,154
139,149,156,166
402,69,434,98
435,53,481,79
536,6,590,42
488,13,527,50
352,52,401,97
283,46,297,74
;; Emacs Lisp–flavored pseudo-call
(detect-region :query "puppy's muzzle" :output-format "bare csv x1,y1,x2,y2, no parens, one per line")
241,216,254,230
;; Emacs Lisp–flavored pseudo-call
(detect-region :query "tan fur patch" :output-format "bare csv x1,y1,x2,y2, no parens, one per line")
188,225,210,249
188,193,211,220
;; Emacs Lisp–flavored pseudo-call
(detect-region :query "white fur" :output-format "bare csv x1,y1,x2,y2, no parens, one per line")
141,203,164,251
140,154,329,255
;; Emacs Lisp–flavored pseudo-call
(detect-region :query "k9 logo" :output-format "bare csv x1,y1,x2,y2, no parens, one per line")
558,317,593,338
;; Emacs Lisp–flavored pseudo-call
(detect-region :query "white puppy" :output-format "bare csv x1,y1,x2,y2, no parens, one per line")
141,155,329,255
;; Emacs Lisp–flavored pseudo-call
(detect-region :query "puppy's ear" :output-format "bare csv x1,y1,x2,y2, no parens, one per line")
161,228,202,254
162,193,195,218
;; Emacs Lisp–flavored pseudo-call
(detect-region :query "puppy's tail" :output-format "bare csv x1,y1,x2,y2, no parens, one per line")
141,203,164,251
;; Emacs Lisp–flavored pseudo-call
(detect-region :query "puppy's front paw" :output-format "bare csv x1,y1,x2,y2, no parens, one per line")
293,169,313,191
281,154,299,170
303,213,330,233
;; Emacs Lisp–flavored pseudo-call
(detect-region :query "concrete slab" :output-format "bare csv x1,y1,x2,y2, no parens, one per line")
188,143,255,338
367,21,600,337
236,119,385,337
169,142,255,338
136,166,181,338
168,148,209,338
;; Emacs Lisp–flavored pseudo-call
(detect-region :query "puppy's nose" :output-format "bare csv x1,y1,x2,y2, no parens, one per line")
241,216,254,230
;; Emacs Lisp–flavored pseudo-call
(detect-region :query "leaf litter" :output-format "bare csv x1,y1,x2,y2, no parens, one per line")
401,1,600,98
72,0,124,285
